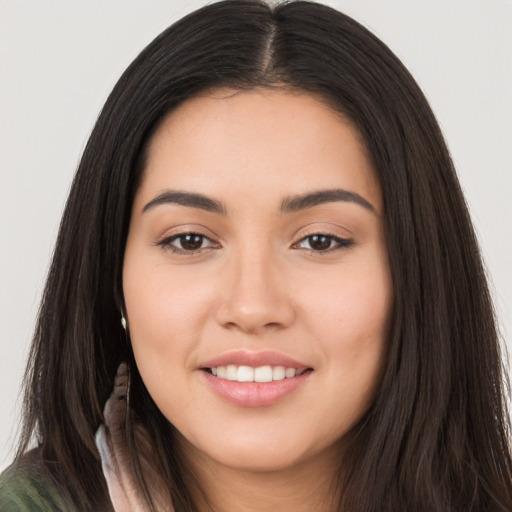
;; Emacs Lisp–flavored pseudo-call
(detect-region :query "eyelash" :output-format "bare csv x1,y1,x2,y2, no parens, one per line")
157,232,219,254
157,231,354,255
292,233,354,253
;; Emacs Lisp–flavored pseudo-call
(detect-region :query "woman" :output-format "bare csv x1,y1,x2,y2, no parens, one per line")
1,0,511,510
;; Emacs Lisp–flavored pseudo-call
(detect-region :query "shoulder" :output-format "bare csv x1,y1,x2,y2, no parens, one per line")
0,450,76,512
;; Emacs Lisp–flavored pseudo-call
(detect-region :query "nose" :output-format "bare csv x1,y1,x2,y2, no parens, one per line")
215,247,295,334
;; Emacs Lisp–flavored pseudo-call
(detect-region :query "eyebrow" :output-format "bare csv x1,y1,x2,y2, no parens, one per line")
280,189,376,214
142,188,376,215
142,191,227,214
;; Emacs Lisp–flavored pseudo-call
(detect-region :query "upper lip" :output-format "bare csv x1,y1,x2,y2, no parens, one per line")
200,350,311,371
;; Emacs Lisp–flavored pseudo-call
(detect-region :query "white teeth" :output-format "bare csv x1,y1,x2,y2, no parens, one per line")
209,365,300,382
272,366,286,380
226,365,237,381
285,368,296,378
254,365,273,383
237,366,254,382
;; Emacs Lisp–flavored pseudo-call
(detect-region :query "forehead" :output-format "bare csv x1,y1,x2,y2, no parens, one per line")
137,88,382,213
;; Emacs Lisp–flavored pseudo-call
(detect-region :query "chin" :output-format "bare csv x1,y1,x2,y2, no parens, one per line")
209,446,306,473
185,428,332,475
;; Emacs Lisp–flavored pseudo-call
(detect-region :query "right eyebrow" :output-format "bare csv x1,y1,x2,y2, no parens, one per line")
280,188,377,215
142,190,227,215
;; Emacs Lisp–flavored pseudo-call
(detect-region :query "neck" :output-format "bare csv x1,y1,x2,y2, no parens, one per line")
179,439,343,512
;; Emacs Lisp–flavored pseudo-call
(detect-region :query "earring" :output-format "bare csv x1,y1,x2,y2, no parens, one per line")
121,315,127,330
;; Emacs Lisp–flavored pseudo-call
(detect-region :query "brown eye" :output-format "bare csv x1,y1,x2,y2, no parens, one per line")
158,233,217,253
179,234,205,250
308,235,332,251
296,234,353,252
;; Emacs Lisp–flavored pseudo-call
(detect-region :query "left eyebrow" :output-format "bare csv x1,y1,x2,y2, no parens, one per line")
280,189,377,214
142,190,227,215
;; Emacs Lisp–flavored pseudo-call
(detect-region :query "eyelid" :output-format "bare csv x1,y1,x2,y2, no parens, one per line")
292,221,353,240
155,226,221,254
154,223,219,242
291,228,354,253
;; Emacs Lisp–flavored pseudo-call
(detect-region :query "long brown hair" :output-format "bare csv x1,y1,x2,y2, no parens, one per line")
17,1,512,510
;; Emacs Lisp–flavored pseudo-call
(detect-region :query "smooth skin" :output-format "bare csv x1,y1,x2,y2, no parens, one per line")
123,88,393,511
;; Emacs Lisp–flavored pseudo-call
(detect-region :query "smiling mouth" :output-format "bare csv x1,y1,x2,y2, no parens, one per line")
204,365,311,383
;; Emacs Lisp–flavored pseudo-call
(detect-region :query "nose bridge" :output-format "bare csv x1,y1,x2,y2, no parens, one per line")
216,239,294,333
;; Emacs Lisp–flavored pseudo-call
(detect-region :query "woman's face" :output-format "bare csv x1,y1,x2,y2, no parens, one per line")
123,88,393,473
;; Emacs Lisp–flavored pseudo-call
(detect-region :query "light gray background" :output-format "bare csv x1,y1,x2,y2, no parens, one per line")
1,0,511,471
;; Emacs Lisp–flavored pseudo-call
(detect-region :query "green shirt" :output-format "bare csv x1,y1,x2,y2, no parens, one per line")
0,459,76,512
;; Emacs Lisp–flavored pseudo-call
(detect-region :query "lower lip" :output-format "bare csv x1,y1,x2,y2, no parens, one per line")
200,370,312,407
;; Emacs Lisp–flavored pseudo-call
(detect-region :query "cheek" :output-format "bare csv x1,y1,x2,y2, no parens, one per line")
299,253,392,403
123,250,212,343
122,250,200,383
122,259,206,418
303,259,392,345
